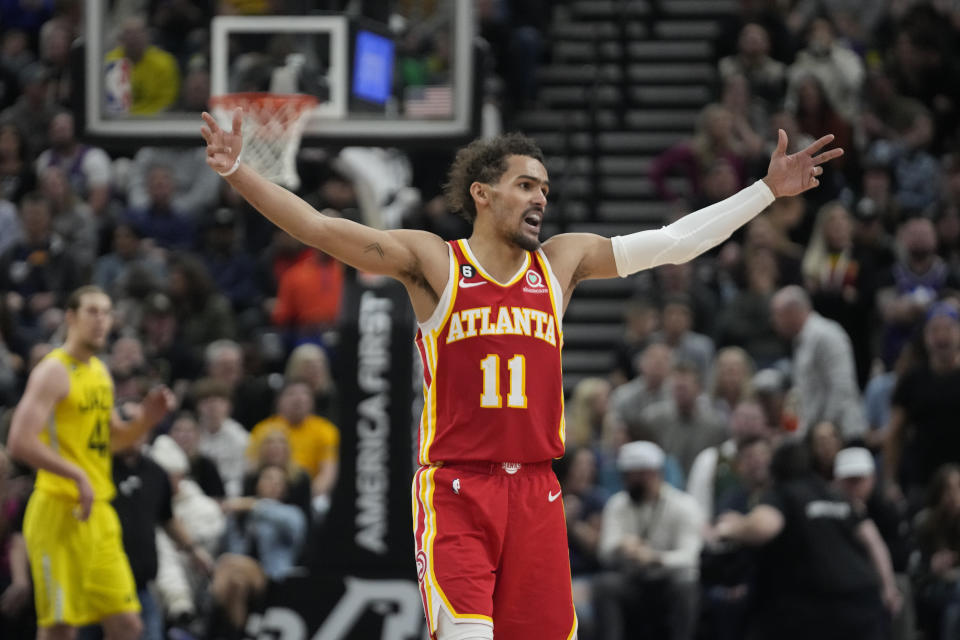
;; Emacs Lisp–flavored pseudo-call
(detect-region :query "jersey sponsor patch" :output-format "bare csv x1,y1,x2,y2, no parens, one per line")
523,269,548,293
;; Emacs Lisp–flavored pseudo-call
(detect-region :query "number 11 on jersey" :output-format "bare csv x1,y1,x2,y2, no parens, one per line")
480,354,527,408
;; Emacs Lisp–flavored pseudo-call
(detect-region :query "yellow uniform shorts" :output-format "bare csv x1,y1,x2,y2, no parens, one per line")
22,491,140,628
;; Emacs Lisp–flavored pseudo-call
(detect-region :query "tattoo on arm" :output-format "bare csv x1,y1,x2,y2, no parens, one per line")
364,243,385,259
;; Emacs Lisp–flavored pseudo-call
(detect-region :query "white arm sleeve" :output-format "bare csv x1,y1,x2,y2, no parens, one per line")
611,180,775,277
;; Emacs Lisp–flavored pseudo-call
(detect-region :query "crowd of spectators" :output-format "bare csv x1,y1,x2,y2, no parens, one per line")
0,1,959,640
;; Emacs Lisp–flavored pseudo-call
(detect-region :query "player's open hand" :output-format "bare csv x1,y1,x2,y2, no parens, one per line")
142,385,177,427
201,108,243,175
762,129,844,198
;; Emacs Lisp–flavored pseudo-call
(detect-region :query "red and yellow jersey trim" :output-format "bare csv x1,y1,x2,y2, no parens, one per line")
457,239,531,287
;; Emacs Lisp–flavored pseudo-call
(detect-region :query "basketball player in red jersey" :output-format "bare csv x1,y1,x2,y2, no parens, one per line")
201,109,841,639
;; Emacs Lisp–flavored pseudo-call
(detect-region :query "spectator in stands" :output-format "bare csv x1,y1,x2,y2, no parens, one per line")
809,420,843,482
224,464,308,578
851,194,897,280
802,201,880,387
699,435,773,640
713,441,900,640
0,297,24,410
788,73,853,176
148,434,224,634
935,203,960,274
140,291,197,384
716,249,787,368
248,380,339,507
0,62,56,153
637,261,718,336
167,254,236,351
109,335,151,404
770,285,866,438
124,164,198,251
107,433,213,640
0,192,83,337
38,18,72,108
891,108,940,212
201,207,262,315
283,343,337,423
885,303,960,510
708,347,755,422
651,294,715,383
193,377,249,498
649,103,746,204
718,23,786,109
688,400,770,520
105,16,180,115
642,360,727,476
718,74,767,171
751,367,794,434
786,17,864,123
566,377,612,451
36,112,111,218
834,447,915,640
271,248,345,346
611,298,659,385
92,223,167,300
877,217,959,367
0,122,36,205
127,146,221,216
205,339,275,429
594,442,703,640
742,213,803,286
38,166,97,268
168,411,226,499
0,31,26,112
607,342,673,442
243,426,312,520
860,65,927,148
555,446,607,637
914,464,960,640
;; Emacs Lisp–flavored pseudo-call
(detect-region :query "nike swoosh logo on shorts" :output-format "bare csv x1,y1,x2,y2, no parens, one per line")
459,278,487,288
548,490,562,502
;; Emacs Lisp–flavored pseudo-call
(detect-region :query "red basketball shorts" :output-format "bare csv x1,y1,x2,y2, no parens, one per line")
412,460,577,640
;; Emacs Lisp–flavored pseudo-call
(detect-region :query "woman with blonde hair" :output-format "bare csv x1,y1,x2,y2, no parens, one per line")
801,200,876,387
566,377,612,450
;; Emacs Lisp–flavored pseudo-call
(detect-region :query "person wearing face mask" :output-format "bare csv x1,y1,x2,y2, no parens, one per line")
593,441,704,640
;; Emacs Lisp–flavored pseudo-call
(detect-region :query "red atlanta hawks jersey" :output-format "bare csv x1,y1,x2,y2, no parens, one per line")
415,239,566,465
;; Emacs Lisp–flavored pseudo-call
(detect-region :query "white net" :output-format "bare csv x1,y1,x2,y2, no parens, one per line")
209,93,318,190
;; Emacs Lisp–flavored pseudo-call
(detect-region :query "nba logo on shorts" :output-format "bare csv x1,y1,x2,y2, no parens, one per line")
104,59,132,115
416,551,427,582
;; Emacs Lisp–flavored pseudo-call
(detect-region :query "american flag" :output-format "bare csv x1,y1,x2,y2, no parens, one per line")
404,85,453,118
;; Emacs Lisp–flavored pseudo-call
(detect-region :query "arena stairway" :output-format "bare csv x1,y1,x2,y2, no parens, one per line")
515,0,739,393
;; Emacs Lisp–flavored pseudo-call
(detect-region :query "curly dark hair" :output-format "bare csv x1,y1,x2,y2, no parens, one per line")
443,133,545,224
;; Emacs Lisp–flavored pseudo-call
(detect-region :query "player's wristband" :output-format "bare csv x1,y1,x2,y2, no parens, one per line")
217,158,241,177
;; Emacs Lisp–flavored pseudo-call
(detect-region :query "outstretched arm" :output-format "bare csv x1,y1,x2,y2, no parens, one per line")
544,130,844,292
201,111,447,297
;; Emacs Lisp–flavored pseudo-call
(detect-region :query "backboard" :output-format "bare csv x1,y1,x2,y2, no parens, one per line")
82,1,477,150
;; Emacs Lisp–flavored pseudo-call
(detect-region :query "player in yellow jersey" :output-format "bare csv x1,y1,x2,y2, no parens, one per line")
7,285,175,640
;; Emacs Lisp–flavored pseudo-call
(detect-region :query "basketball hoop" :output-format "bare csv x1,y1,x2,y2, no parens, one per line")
209,93,318,190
